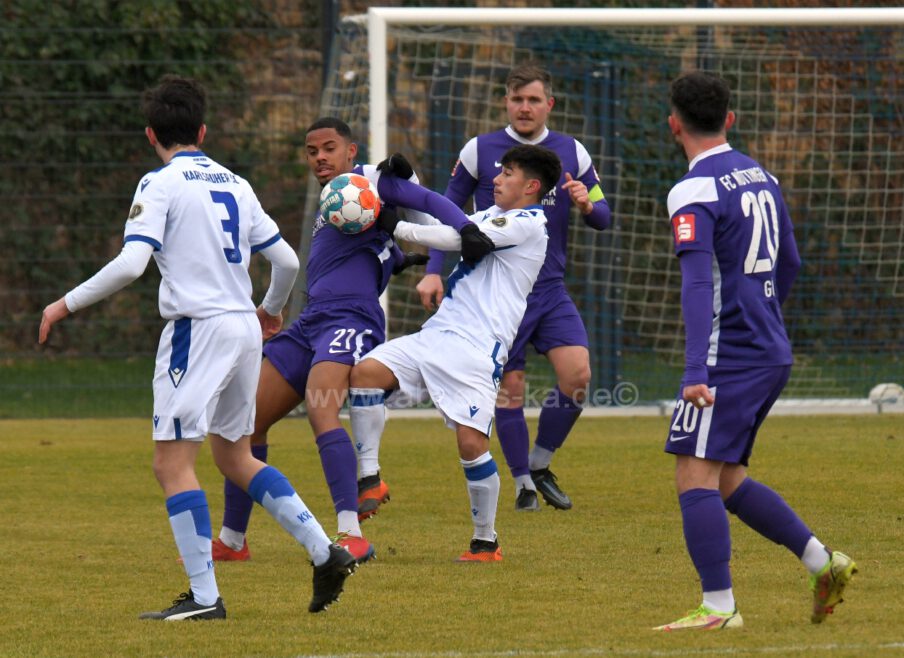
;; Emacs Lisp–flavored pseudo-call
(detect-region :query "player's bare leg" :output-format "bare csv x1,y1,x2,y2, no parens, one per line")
527,345,590,510
455,424,502,562
217,358,302,560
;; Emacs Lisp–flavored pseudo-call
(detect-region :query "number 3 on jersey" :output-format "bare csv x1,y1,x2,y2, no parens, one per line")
211,190,242,263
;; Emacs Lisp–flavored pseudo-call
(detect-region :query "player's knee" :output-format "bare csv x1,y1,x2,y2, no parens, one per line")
497,371,526,407
349,359,380,388
561,364,591,399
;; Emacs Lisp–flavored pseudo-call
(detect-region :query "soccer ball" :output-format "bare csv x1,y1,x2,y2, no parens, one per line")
319,173,380,234
868,382,904,406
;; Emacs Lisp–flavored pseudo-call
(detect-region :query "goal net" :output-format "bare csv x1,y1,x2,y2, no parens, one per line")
312,8,903,404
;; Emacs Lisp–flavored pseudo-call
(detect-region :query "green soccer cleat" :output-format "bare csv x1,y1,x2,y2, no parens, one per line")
653,604,743,631
810,550,857,623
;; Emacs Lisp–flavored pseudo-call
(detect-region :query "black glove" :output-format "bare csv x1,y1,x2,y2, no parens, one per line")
376,152,414,180
392,252,429,275
459,223,495,266
376,206,401,236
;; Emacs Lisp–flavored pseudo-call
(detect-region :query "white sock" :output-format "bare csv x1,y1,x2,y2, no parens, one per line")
702,588,735,613
218,527,245,552
337,510,362,538
250,467,332,566
528,445,554,471
167,490,219,606
349,388,386,480
461,452,500,542
514,473,535,494
801,536,831,574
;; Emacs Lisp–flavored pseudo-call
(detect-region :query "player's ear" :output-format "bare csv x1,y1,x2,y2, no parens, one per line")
525,178,541,198
145,126,157,146
668,113,680,137
547,95,555,112
724,111,736,132
196,124,207,146
347,141,359,162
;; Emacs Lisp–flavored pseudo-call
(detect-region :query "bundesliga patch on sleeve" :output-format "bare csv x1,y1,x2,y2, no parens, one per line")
672,213,696,243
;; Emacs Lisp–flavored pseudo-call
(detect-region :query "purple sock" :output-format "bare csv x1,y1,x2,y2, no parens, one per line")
495,407,531,478
316,428,358,514
222,443,268,533
680,488,732,592
724,477,813,557
535,386,583,452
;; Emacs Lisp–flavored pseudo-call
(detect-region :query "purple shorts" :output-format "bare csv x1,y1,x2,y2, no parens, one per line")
262,297,385,398
504,283,589,372
664,365,791,466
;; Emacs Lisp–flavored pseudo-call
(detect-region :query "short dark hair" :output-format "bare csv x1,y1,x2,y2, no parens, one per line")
506,63,553,97
306,117,353,140
670,71,731,136
500,144,562,199
142,75,206,149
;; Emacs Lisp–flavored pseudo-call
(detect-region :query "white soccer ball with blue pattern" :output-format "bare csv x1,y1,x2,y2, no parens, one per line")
319,173,381,234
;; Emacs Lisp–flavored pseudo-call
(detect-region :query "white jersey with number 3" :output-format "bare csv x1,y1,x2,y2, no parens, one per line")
123,150,281,320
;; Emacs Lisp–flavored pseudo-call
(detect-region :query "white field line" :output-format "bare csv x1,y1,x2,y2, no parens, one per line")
295,641,904,658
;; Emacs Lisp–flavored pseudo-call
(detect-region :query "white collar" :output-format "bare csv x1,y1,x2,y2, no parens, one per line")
504,125,549,145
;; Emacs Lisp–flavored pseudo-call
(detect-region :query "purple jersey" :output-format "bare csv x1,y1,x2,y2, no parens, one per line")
668,144,798,369
306,163,470,302
305,164,395,302
436,126,610,287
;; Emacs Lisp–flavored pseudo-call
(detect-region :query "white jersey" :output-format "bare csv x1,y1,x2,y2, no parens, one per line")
423,205,548,362
123,150,281,320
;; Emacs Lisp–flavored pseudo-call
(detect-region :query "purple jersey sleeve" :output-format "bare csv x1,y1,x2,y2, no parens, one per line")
774,202,800,305
425,152,481,275
376,175,469,232
679,250,714,387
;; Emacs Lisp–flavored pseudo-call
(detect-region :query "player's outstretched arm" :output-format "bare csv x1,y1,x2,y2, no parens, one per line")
38,240,154,344
256,237,299,339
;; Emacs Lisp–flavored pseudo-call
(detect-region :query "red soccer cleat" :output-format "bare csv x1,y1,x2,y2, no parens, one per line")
357,474,391,522
456,538,503,563
336,533,376,564
212,537,251,562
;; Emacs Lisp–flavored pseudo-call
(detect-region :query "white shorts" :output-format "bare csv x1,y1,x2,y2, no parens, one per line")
364,328,502,435
152,312,261,442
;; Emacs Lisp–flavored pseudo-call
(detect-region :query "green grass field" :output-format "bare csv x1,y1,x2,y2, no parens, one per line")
1,415,901,657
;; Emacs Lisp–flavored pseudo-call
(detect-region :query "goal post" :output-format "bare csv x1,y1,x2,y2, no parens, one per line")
317,6,904,406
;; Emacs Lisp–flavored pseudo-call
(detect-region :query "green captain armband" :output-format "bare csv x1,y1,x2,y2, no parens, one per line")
587,184,605,203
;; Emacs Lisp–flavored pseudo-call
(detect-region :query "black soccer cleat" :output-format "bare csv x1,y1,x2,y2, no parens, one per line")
530,468,573,510
309,543,358,613
514,486,540,511
138,590,226,621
